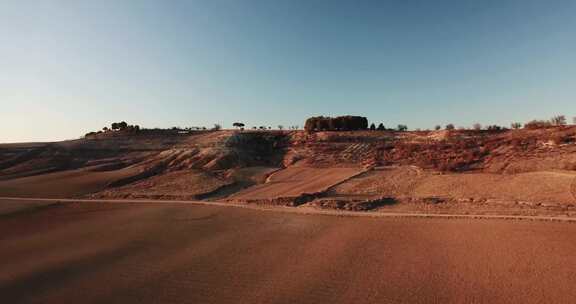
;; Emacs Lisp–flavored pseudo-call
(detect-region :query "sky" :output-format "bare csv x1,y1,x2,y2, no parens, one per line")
1,0,576,142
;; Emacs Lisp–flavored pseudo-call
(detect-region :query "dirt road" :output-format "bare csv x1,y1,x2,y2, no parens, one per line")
1,199,576,303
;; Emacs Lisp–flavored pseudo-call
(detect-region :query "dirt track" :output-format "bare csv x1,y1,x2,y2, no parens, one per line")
2,199,576,303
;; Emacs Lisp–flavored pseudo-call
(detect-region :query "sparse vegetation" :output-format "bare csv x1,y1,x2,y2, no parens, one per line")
445,124,455,130
524,115,568,129
85,122,141,137
551,115,567,126
486,125,504,131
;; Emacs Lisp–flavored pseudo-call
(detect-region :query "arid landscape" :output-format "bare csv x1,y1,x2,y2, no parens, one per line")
2,199,576,303
2,119,576,302
2,121,576,215
5,1,576,302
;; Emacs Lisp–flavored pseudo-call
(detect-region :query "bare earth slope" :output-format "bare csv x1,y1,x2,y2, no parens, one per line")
2,128,576,214
331,167,576,204
0,166,140,198
229,166,363,201
93,169,232,200
1,200,576,304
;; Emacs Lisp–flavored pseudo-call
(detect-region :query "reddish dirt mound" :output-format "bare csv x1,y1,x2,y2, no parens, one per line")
92,169,232,200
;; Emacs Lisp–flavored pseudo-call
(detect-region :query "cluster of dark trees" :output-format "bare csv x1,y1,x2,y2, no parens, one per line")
304,116,369,132
369,123,387,131
85,121,140,137
106,121,139,132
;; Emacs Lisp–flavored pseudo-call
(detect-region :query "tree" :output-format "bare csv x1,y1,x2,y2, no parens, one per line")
304,116,368,132
445,124,455,130
212,124,221,130
278,125,284,130
377,123,385,131
369,123,376,130
511,122,522,129
102,127,109,131
397,124,408,131
550,115,567,126
435,125,441,131
111,121,128,130
232,122,245,129
473,123,482,131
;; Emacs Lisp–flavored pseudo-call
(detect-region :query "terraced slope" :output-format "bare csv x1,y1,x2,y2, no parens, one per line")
229,167,363,201
2,127,576,213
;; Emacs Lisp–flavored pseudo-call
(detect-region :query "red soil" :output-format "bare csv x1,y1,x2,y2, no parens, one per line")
1,200,576,303
229,167,363,200
2,128,576,214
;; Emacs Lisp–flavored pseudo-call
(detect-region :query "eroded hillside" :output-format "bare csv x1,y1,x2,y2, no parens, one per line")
1,127,576,215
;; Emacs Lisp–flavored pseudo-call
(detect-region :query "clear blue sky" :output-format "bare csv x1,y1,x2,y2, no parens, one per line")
2,0,575,142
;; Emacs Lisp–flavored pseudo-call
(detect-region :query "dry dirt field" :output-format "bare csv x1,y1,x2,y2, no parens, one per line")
1,199,576,304
93,169,232,200
229,167,362,200
3,129,576,303
0,167,141,198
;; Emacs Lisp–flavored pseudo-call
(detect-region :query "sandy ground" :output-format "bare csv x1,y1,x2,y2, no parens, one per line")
1,199,576,303
0,199,58,216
